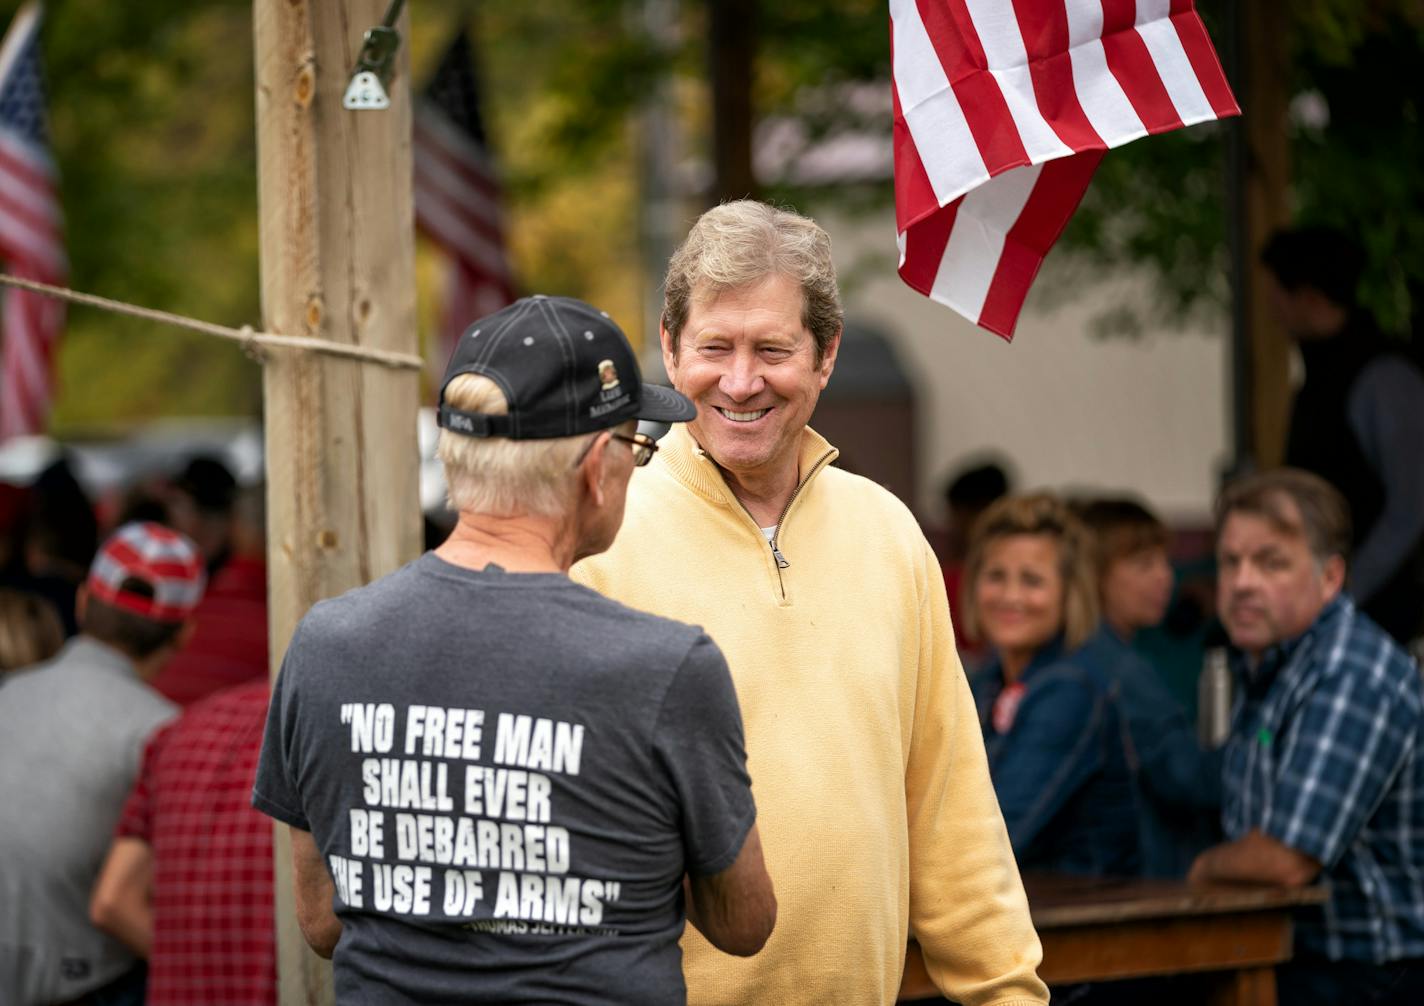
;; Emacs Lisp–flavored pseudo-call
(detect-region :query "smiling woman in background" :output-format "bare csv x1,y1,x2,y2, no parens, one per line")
963,494,1139,876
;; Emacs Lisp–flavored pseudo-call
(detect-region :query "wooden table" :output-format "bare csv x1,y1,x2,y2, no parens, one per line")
899,874,1328,1005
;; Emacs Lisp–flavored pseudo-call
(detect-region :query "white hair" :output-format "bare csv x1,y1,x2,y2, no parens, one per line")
436,374,589,518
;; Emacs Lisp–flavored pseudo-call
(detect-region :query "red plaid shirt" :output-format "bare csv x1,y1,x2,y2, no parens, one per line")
116,680,275,1005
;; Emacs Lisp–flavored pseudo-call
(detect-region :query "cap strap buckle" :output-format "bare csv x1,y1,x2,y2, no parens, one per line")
437,404,510,438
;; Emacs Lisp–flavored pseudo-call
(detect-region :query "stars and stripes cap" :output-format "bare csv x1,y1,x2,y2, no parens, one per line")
438,295,696,440
87,522,206,623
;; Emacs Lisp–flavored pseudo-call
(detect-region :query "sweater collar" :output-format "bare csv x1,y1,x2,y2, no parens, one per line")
656,422,839,509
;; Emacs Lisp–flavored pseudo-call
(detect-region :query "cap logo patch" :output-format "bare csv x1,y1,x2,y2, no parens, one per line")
591,358,631,418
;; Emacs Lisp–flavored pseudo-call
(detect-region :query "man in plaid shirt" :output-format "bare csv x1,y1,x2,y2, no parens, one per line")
1189,469,1424,1004
89,680,275,1005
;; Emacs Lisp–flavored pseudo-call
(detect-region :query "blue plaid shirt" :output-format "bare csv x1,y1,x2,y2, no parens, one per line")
1222,594,1424,962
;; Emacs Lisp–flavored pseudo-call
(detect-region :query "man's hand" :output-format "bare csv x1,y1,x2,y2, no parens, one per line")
685,823,776,956
290,827,342,958
90,837,154,957
1188,828,1322,888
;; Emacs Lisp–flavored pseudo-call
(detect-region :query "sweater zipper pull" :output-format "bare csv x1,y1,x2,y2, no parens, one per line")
770,542,789,569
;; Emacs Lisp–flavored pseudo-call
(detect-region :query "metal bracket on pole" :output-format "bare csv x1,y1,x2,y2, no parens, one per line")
342,0,406,110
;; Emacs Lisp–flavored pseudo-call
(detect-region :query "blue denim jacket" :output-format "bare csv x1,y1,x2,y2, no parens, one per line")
1091,627,1223,877
972,638,1140,876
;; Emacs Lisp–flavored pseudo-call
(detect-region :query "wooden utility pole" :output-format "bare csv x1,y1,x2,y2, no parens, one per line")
708,0,757,203
254,1,421,1001
1236,0,1293,468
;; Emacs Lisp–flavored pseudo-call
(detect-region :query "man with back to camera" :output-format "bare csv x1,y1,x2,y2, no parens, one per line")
90,678,278,1006
1262,226,1424,646
574,201,1047,1005
1188,469,1424,1004
0,521,204,1005
251,295,775,1004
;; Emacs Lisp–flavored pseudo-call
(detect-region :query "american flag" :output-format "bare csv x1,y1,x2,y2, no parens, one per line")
892,0,1238,339
414,28,516,376
0,2,65,439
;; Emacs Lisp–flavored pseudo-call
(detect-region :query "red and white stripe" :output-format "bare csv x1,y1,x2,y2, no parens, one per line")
0,3,65,440
891,0,1238,339
413,99,515,374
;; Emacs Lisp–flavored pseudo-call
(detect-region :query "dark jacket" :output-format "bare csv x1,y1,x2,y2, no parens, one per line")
1093,626,1223,877
972,637,1140,876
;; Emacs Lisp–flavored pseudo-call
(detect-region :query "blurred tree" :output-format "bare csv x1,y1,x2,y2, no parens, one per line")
488,0,1423,338
1056,1,1424,340
36,0,261,430
11,0,1421,434
1287,4,1424,337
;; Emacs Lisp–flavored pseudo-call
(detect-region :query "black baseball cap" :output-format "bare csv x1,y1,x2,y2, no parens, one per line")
438,295,696,440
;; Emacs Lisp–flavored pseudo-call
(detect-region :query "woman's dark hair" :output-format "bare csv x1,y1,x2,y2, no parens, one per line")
1076,497,1170,576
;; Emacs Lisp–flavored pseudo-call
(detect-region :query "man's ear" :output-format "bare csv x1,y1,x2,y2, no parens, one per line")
817,326,842,389
74,583,89,627
578,432,613,508
659,320,679,383
1321,554,1347,600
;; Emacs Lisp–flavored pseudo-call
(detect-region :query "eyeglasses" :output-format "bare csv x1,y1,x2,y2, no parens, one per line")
573,430,659,469
611,432,658,467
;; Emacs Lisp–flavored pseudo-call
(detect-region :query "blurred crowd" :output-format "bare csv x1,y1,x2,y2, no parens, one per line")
925,222,1424,1002
0,454,268,692
936,452,1424,1002
0,454,276,1006
937,462,1225,879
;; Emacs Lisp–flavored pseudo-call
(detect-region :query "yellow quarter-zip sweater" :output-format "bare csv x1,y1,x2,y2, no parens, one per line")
573,425,1046,1006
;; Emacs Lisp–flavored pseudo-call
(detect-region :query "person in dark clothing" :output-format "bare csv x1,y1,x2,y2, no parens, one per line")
940,459,1012,663
1190,469,1424,1005
166,455,238,577
1262,227,1424,645
0,457,99,636
1077,498,1222,878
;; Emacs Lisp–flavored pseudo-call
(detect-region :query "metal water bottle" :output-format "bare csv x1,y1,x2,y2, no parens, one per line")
1198,647,1233,747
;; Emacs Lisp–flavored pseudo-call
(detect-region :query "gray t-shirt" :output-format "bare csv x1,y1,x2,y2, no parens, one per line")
0,637,177,1006
253,553,755,1005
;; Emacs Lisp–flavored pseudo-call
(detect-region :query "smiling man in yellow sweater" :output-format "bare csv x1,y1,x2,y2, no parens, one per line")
573,201,1046,1005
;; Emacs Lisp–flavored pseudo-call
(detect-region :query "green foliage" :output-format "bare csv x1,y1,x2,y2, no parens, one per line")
478,0,672,196
1051,127,1232,336
1288,9,1424,334
22,0,264,431
1058,1,1424,337
7,0,1421,436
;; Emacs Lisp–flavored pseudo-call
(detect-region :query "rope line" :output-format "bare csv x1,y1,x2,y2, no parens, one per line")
0,272,424,371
